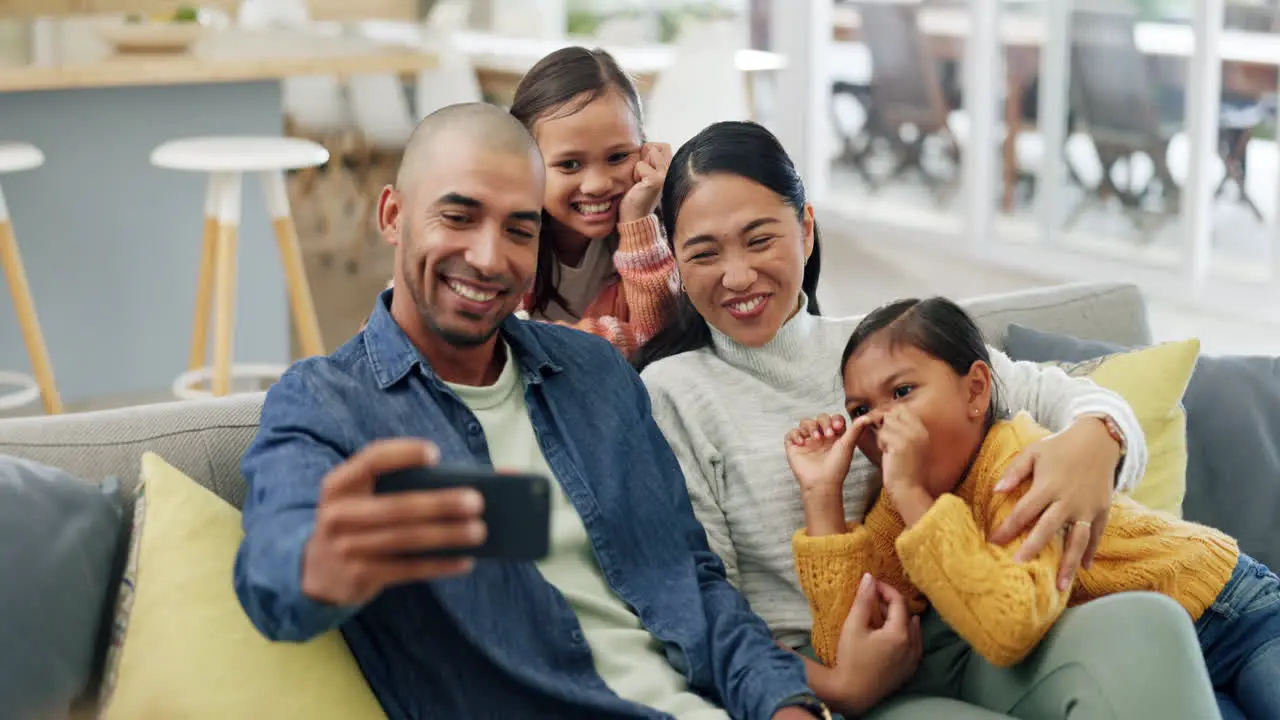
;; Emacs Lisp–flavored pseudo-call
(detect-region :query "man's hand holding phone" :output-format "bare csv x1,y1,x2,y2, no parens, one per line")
301,438,486,607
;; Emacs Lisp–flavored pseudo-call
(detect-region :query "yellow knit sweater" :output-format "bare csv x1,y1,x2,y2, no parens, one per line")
793,412,1239,669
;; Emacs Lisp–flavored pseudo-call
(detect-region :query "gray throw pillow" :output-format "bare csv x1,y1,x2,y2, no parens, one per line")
1004,324,1280,571
0,455,125,718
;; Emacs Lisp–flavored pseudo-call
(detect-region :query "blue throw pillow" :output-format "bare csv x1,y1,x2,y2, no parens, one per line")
0,455,125,718
1004,324,1280,571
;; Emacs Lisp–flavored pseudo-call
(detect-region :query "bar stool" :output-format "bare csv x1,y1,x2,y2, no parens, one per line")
0,142,62,415
151,136,329,399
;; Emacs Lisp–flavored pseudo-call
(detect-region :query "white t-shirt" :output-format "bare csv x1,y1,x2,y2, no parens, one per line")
444,344,728,720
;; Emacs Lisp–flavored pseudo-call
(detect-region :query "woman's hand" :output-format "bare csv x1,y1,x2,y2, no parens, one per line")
824,573,923,715
876,407,936,526
989,416,1122,590
619,142,672,223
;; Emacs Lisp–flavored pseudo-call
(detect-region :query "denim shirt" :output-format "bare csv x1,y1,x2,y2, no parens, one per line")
234,290,812,719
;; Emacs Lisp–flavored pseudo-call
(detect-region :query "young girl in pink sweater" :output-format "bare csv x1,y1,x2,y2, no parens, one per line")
507,46,677,355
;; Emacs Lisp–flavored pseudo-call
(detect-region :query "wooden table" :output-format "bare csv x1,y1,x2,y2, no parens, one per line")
833,5,1280,63
0,18,438,401
832,5,1280,211
453,29,786,99
352,21,787,106
0,0,419,22
0,20,438,92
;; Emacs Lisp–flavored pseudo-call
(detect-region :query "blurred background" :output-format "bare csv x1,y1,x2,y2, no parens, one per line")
0,0,1277,413
818,0,1280,357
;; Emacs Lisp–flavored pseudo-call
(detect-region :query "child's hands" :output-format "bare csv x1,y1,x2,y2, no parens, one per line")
877,407,929,490
619,142,672,223
785,413,872,498
877,407,936,525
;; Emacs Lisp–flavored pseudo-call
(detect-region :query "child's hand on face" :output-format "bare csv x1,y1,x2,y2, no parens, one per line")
876,407,937,525
878,407,929,489
618,142,672,223
785,413,873,498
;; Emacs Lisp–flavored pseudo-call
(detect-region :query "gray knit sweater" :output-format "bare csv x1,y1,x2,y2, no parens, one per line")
640,307,1147,648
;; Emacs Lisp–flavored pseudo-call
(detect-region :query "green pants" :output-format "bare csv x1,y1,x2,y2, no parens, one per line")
809,592,1220,719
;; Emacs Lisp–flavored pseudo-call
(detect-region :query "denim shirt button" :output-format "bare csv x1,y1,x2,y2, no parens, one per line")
570,629,585,644
467,422,482,435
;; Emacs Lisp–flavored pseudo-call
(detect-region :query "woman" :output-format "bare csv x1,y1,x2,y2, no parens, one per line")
635,121,1218,718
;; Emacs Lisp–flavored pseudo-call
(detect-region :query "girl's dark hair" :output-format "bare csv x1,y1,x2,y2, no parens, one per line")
632,120,822,371
510,46,644,317
840,296,1001,426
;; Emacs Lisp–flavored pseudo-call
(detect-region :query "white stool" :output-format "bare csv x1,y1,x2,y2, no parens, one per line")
0,142,62,415
150,136,329,400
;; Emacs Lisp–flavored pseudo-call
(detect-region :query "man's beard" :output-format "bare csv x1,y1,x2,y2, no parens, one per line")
403,265,506,348
427,313,501,348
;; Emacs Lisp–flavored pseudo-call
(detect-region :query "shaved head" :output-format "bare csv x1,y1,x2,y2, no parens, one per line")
395,102,542,192
377,100,545,383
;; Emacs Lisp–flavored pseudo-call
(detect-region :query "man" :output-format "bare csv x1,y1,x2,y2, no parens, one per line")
234,103,828,719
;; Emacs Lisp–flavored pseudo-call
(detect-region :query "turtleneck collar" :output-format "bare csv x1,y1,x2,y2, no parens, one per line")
709,292,820,376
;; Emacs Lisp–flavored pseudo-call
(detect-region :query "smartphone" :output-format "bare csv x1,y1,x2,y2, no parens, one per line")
374,465,552,562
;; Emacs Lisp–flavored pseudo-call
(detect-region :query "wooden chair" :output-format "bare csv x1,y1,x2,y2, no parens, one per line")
0,142,61,415
150,137,329,399
855,2,961,203
1067,8,1181,236
1217,3,1280,222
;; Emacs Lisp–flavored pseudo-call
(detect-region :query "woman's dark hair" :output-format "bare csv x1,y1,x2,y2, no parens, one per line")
509,46,644,317
632,120,822,371
839,296,1002,427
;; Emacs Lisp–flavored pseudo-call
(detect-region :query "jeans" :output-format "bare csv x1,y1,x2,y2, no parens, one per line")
1196,553,1280,720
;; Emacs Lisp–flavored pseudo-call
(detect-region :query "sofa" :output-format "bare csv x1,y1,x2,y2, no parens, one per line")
2,280,1276,716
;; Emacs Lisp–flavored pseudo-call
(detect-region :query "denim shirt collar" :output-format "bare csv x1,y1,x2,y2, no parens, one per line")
362,288,562,390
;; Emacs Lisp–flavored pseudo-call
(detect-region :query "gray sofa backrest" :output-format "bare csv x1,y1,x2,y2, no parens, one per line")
0,394,262,511
0,281,1151,511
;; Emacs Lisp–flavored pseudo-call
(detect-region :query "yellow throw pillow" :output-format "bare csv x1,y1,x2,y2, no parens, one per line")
100,452,385,719
1042,339,1200,517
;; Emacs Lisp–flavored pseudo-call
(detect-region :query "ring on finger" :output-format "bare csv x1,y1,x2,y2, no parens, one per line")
1061,519,1092,536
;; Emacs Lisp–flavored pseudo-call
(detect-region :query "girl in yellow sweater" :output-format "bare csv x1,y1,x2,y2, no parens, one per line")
786,295,1280,720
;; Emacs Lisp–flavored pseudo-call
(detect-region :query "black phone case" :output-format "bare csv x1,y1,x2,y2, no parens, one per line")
374,466,552,561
